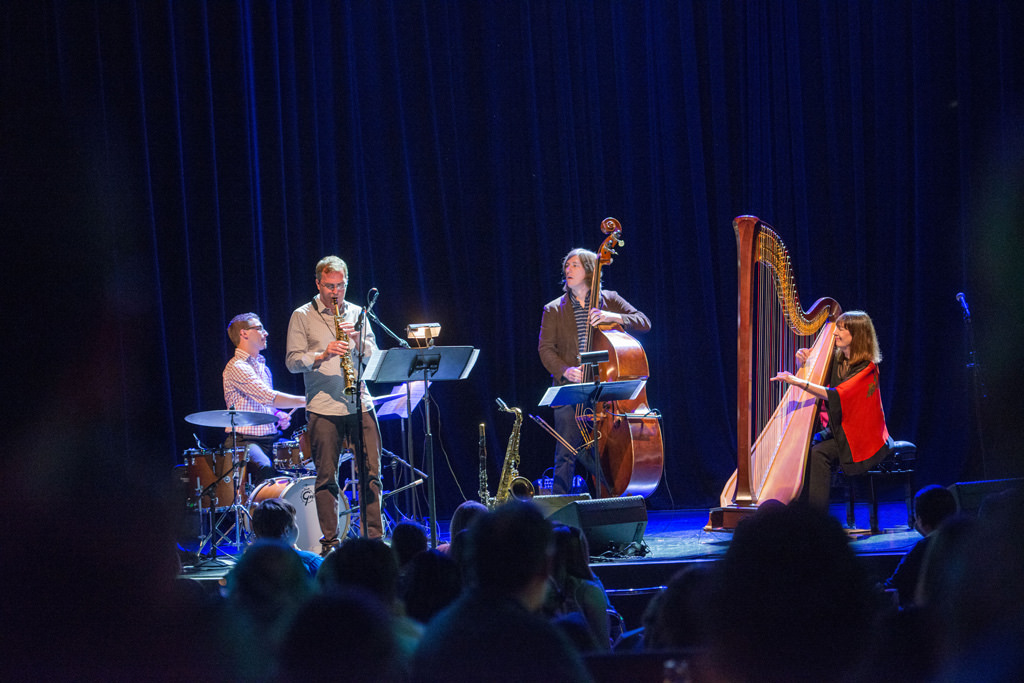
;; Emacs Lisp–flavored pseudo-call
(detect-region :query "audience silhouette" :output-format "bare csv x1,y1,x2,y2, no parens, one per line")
278,587,401,683
400,548,463,624
544,524,617,651
411,501,592,683
882,484,957,608
317,536,424,671
641,562,715,652
224,540,315,676
391,518,429,570
9,422,1020,683
705,502,879,683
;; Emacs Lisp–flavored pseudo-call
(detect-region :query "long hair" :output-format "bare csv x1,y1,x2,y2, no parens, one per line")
552,525,597,581
561,248,599,293
835,310,882,367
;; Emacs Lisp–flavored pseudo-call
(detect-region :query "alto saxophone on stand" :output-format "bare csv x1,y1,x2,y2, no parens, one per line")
333,297,358,396
479,397,535,509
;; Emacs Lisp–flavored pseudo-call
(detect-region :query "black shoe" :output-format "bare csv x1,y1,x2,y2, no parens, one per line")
320,540,339,557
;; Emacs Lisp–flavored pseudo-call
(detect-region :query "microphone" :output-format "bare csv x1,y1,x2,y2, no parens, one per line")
355,288,379,331
956,292,971,319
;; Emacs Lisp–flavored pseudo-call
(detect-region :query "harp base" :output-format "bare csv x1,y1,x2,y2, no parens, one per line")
705,504,761,531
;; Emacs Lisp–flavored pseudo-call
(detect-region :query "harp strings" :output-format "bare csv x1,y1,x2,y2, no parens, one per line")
750,238,818,497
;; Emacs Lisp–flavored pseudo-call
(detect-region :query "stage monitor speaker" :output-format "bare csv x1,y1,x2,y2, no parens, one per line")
532,494,591,519
947,478,1024,515
547,495,647,554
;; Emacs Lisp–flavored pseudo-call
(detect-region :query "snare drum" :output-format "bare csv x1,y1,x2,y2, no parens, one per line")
273,440,308,471
182,448,247,510
247,476,350,552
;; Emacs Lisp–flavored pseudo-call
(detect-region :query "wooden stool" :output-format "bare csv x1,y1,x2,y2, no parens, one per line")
845,440,917,534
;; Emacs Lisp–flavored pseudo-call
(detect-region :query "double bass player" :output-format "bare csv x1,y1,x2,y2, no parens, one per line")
538,247,651,496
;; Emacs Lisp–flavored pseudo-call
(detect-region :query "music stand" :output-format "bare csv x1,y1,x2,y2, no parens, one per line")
374,381,429,520
364,347,479,547
539,378,645,498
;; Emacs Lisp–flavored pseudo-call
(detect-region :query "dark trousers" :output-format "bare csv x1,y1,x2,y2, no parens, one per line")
806,437,841,511
806,433,893,510
222,433,278,491
307,410,383,542
552,405,599,495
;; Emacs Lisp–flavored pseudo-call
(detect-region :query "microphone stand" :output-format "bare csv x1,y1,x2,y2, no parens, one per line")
353,304,371,537
363,306,410,349
361,299,430,528
960,296,989,478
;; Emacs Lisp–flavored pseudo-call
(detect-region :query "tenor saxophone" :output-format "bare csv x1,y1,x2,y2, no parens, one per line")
333,298,358,396
490,397,535,508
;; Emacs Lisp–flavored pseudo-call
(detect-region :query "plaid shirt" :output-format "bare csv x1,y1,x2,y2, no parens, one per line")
222,347,280,436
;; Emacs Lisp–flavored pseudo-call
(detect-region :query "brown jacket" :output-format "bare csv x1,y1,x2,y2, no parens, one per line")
537,290,650,383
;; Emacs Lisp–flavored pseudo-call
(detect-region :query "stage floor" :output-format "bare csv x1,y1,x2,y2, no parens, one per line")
178,500,918,634
621,502,916,562
180,500,918,584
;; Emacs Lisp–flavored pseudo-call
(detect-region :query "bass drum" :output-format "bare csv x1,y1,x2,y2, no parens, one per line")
247,476,350,553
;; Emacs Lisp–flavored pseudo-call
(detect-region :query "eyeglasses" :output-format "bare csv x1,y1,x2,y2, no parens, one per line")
319,281,348,291
245,325,265,332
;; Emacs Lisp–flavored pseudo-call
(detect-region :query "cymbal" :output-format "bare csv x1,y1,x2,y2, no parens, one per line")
185,410,278,428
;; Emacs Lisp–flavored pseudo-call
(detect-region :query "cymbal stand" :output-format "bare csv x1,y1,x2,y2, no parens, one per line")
195,412,251,564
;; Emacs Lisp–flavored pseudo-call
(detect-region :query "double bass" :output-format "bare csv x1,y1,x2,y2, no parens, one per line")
578,218,664,498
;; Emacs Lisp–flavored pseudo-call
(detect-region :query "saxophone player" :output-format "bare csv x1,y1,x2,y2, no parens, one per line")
286,255,384,554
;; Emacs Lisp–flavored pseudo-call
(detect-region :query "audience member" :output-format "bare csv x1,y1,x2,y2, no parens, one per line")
439,499,489,582
706,502,879,683
438,500,487,552
250,496,324,578
391,518,429,569
279,587,401,683
917,486,1024,679
544,524,616,651
641,562,715,651
3,431,219,680
224,540,315,676
411,501,592,682
317,536,423,670
401,548,463,625
882,484,957,608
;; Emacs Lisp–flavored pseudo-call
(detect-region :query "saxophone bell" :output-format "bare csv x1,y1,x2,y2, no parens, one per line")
509,476,535,501
490,397,531,508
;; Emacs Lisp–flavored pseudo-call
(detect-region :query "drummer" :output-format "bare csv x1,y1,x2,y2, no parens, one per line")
223,312,306,487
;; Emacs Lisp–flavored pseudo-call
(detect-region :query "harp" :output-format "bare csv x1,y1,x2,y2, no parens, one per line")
708,216,841,529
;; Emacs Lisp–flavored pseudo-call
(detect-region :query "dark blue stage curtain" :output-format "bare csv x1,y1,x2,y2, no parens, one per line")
3,1,1022,515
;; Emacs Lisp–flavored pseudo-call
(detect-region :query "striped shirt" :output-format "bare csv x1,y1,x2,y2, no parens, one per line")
569,293,590,355
223,347,280,436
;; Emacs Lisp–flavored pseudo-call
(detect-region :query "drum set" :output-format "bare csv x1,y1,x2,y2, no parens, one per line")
181,409,356,560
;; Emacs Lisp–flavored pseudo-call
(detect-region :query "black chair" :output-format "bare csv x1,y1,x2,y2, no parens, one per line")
843,440,917,534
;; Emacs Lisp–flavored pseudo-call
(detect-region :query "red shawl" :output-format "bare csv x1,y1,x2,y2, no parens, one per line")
826,362,891,465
